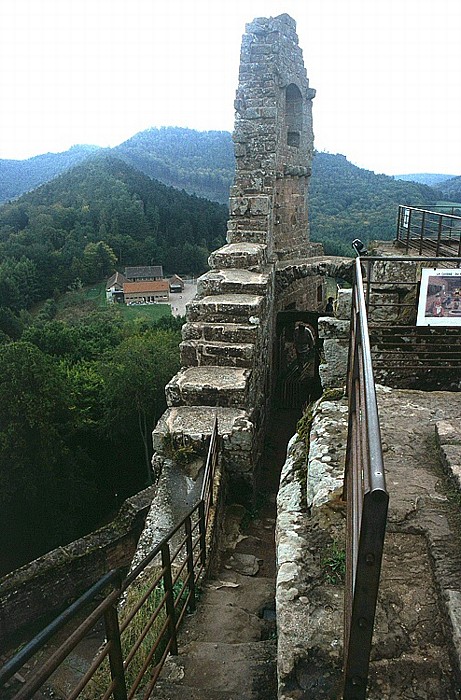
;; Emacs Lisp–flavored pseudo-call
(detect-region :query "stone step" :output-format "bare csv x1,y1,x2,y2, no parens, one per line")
152,406,255,477
165,367,252,408
180,339,255,368
182,321,259,345
155,640,277,699
226,228,268,246
186,294,265,325
208,243,268,271
197,269,270,298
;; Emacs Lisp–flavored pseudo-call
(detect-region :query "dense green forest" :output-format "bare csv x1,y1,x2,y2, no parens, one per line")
0,154,228,316
435,175,461,203
0,154,229,574
113,127,235,205
0,309,182,574
0,127,448,258
309,153,438,256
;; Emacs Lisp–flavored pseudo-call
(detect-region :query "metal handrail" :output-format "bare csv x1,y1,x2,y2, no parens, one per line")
0,419,220,700
343,257,389,700
396,205,461,256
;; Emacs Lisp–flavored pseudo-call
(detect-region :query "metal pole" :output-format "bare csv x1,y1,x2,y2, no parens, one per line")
104,604,128,700
161,543,178,656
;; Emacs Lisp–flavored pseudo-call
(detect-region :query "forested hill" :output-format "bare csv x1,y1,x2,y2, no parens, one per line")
309,153,438,256
114,127,235,205
435,175,461,203
0,127,444,259
0,154,227,313
0,144,101,203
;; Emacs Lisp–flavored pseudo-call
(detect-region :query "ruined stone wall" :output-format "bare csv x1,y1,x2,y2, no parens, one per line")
0,487,154,647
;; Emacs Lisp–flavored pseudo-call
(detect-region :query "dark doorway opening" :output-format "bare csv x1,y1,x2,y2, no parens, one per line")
275,310,323,410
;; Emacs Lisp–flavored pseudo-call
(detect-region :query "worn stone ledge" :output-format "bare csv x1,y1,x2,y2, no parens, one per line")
435,420,461,490
276,395,347,699
182,321,258,344
319,339,349,391
318,316,350,339
186,294,265,324
197,269,270,297
226,228,268,245
180,339,255,368
165,366,251,408
307,398,348,508
208,242,268,271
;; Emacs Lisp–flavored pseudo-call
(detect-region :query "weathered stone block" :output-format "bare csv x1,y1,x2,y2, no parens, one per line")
368,290,400,323
319,339,349,389
181,322,259,345
318,316,350,340
165,366,251,408
335,288,352,320
371,258,419,286
197,269,270,297
208,243,268,271
180,339,255,368
229,195,270,216
186,294,265,324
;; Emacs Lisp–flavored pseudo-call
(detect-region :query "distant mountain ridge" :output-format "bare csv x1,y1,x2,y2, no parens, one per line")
113,127,235,205
394,173,457,187
0,144,102,203
0,127,446,257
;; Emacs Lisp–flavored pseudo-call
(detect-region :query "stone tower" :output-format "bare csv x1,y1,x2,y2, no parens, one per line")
229,13,316,261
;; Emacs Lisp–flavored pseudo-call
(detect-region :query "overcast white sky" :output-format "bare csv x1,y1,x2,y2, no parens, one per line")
1,0,460,175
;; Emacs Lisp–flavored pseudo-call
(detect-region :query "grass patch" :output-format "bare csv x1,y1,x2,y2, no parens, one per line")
83,571,188,699
321,540,346,584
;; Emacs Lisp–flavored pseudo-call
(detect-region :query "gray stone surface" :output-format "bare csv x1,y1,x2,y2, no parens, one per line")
318,316,350,339
276,387,461,700
208,243,268,271
165,366,251,408
186,293,265,324
319,338,349,390
197,269,271,297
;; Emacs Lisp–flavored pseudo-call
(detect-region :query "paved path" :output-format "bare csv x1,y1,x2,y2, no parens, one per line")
170,282,197,317
367,386,461,698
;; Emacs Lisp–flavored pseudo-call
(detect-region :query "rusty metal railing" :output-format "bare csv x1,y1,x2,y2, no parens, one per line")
343,257,389,699
396,205,461,256
0,419,220,700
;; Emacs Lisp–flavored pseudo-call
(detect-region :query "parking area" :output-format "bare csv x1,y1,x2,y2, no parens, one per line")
170,281,198,317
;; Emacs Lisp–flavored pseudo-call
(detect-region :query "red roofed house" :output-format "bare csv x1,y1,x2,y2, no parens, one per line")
123,279,170,304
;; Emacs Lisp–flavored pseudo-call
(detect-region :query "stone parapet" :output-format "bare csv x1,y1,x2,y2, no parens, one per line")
186,293,265,325
276,395,347,699
182,321,259,345
319,338,349,390
226,228,268,245
197,269,270,297
165,366,252,409
318,316,350,339
208,242,268,271
180,339,255,368
152,406,256,486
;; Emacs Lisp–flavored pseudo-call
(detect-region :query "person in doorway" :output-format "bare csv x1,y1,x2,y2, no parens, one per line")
293,323,315,369
325,297,335,314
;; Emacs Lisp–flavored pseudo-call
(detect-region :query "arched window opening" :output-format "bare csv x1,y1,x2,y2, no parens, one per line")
285,83,302,148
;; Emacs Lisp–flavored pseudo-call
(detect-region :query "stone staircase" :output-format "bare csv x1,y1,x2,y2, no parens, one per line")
153,241,275,487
